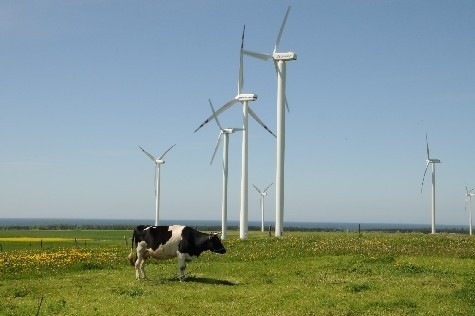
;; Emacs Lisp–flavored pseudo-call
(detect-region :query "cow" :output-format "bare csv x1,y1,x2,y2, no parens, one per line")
127,225,226,281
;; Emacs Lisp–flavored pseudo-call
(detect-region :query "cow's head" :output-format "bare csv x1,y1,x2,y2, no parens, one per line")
208,233,226,254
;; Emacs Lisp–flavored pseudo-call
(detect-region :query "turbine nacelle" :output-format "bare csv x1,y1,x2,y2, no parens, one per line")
236,93,258,102
427,159,441,164
223,128,243,134
273,52,297,61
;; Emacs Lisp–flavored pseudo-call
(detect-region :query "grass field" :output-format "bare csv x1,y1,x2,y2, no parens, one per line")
1,229,475,315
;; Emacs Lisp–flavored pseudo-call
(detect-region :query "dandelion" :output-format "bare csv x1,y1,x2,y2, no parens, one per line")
0,245,127,279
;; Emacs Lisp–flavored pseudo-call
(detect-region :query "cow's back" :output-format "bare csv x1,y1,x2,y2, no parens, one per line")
137,226,170,249
139,225,185,260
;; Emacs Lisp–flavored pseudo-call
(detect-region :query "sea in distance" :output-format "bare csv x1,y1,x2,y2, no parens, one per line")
0,218,468,233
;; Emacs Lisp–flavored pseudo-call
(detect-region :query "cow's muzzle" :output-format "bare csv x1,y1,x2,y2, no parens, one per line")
213,247,226,254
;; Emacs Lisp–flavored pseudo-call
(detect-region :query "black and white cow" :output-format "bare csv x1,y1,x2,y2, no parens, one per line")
128,225,226,281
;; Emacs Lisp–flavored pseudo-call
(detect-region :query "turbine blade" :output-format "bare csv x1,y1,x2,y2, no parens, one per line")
242,49,272,61
421,162,430,194
248,107,277,138
238,25,245,95
194,99,239,133
426,133,430,159
210,132,224,165
209,99,224,131
252,184,262,194
215,99,240,116
139,146,157,162
275,6,291,53
159,144,176,160
263,182,274,193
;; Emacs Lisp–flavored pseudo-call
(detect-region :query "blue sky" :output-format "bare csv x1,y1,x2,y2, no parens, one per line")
1,0,474,227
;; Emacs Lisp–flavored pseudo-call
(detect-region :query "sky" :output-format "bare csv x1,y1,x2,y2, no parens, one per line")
1,0,474,227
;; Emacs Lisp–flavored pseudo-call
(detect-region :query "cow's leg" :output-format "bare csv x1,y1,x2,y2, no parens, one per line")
135,241,147,280
177,252,186,282
127,247,136,266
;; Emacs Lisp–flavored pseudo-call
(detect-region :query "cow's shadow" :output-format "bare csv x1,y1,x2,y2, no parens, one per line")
184,276,236,286
153,275,236,286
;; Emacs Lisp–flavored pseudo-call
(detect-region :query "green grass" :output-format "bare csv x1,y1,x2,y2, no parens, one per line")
1,230,475,315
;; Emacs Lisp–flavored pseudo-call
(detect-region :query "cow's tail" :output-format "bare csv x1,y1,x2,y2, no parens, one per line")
127,232,136,266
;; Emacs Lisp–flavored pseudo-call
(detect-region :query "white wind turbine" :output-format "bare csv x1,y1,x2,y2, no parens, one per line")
243,6,297,237
420,134,441,234
253,183,273,232
195,25,276,240
139,144,176,226
207,99,243,240
465,187,475,236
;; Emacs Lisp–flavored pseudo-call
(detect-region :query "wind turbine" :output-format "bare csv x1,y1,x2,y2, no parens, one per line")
420,134,441,234
465,187,475,236
207,99,243,240
252,183,273,232
139,144,175,226
243,6,297,237
195,25,276,240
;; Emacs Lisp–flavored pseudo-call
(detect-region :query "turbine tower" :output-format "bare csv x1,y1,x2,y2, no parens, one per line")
207,99,243,240
253,183,273,232
466,187,474,236
243,6,297,237
195,26,276,240
139,144,175,226
420,134,441,234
